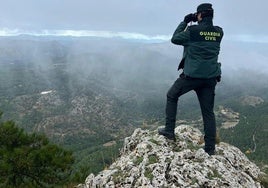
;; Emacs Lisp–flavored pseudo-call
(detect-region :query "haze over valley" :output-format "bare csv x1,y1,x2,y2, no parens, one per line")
0,35,267,180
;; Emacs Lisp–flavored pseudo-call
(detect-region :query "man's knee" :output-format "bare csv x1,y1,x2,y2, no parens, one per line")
167,89,179,102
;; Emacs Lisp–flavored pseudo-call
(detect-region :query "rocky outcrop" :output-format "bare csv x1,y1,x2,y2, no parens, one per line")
79,125,266,188
240,96,264,107
217,106,240,129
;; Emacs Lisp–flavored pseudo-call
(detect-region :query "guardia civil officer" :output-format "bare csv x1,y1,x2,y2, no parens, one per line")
158,3,223,155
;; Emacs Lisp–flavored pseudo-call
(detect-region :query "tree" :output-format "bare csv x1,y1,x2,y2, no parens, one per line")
0,112,74,187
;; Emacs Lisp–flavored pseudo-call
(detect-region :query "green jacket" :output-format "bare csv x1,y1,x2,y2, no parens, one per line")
171,17,223,78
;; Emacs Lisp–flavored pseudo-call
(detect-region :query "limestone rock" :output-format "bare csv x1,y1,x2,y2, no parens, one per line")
240,96,264,107
81,125,265,188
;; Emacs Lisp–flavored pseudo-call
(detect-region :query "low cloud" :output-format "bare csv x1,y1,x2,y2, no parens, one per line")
1,28,267,44
225,34,268,44
0,28,170,42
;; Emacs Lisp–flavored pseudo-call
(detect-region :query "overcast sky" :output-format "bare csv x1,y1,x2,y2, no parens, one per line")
0,0,267,42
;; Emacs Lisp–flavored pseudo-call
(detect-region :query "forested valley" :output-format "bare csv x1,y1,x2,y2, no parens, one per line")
0,36,267,185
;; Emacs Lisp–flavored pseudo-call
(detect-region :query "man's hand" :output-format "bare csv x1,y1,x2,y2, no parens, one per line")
184,13,197,23
216,75,221,82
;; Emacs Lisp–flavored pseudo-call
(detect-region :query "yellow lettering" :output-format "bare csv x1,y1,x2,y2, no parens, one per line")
200,31,221,37
205,36,216,41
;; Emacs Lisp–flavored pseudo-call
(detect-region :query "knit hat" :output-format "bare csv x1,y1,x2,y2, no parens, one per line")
197,3,213,13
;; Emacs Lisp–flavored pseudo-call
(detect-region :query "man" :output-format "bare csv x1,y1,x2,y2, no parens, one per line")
158,3,223,155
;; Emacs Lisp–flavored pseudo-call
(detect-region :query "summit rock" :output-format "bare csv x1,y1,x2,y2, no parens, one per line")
79,125,265,188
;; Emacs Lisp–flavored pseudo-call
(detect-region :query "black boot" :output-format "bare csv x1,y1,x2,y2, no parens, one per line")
205,149,215,156
158,128,176,141
204,146,215,155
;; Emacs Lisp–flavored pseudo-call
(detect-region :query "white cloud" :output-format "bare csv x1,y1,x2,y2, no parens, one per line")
0,28,171,42
1,28,268,44
0,28,20,36
225,34,268,44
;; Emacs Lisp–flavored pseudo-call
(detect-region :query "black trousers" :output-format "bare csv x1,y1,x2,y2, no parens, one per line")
165,75,217,151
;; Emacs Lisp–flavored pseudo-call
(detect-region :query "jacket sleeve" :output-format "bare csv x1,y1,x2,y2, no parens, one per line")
171,21,190,45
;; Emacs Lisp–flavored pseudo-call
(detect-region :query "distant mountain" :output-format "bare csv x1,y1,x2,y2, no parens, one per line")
0,36,267,180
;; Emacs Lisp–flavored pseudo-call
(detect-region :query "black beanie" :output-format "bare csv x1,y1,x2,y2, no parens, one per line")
197,3,213,13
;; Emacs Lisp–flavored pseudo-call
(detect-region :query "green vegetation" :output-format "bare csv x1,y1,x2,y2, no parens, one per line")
219,102,268,166
212,168,222,179
149,138,160,145
144,167,154,182
258,173,268,188
71,141,122,181
148,154,158,164
0,37,267,185
113,169,124,184
134,156,144,166
186,140,200,151
0,112,74,187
